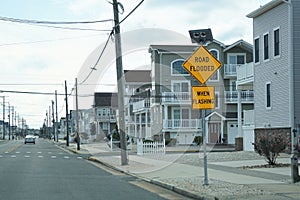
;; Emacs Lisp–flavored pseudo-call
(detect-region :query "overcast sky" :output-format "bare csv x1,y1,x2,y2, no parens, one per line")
0,0,271,129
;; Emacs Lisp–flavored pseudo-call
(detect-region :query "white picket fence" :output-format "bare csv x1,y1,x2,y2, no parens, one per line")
137,139,165,155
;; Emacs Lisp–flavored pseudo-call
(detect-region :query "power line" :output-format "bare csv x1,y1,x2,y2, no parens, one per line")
0,33,106,47
0,16,113,25
79,30,114,85
119,0,144,25
0,89,67,96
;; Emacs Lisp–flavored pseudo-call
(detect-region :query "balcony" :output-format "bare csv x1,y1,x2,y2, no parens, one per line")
224,64,238,78
224,90,254,103
236,62,254,89
163,119,202,130
132,99,150,112
243,110,254,126
162,92,191,104
97,115,117,123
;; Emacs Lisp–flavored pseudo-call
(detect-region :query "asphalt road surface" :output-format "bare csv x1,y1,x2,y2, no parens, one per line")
0,139,185,200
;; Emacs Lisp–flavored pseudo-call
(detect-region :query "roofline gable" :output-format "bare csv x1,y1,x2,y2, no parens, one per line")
247,0,287,18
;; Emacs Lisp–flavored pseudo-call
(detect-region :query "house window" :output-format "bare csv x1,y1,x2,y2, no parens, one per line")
172,81,189,93
274,28,280,57
263,33,269,60
215,92,220,109
254,37,259,63
266,83,271,108
209,49,219,81
171,59,188,75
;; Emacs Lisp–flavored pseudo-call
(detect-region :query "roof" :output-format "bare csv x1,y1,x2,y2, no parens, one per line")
124,70,151,83
94,92,118,108
149,45,198,53
247,0,287,18
149,39,227,54
223,39,253,52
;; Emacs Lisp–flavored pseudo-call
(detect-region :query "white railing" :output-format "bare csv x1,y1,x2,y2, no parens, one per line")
97,115,117,122
163,119,202,129
162,92,191,104
243,110,254,126
237,63,254,83
224,90,254,103
137,139,165,155
224,64,239,77
132,99,150,112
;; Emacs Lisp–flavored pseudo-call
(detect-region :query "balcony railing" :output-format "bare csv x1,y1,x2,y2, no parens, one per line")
237,62,254,84
163,119,202,129
162,92,191,104
132,99,150,112
97,115,117,122
224,64,239,77
243,110,254,126
224,90,254,103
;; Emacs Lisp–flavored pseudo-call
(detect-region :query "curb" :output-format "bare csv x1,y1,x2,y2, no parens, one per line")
87,156,216,200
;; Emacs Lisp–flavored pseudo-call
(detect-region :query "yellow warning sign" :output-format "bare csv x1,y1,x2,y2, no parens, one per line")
192,86,215,109
183,46,221,84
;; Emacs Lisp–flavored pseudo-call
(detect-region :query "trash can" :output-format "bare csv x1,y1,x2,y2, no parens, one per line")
235,137,243,151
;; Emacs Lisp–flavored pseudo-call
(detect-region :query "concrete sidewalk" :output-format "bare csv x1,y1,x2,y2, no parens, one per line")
58,141,300,200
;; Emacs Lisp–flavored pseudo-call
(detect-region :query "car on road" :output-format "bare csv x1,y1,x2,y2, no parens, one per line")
24,135,36,144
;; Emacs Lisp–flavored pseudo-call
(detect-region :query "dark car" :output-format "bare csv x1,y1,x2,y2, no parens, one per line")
24,135,36,144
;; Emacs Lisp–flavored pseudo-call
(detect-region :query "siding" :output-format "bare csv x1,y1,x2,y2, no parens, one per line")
253,2,290,128
293,0,300,127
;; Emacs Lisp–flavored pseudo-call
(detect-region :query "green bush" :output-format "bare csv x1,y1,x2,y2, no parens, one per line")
252,134,286,165
193,136,203,145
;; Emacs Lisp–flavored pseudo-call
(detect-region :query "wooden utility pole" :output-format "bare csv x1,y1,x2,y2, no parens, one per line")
65,80,69,146
112,0,128,165
75,78,80,150
2,96,5,140
55,90,58,142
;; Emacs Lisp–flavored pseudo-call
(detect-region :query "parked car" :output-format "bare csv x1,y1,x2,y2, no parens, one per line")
24,135,36,144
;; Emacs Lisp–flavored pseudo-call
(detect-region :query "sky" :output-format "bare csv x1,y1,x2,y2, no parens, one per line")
0,0,271,129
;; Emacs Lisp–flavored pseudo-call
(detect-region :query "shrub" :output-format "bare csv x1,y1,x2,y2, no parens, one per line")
193,136,203,145
252,134,286,165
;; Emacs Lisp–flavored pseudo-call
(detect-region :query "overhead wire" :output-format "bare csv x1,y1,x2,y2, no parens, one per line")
78,30,114,85
0,16,113,25
78,0,144,84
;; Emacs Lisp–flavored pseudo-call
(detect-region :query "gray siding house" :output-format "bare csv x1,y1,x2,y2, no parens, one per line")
138,39,254,145
247,0,300,151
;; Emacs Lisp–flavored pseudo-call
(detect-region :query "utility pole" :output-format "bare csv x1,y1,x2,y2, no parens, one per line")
52,100,55,141
12,106,14,139
1,96,5,140
112,0,128,165
55,90,58,142
46,111,48,139
8,103,11,140
65,80,69,146
75,78,80,150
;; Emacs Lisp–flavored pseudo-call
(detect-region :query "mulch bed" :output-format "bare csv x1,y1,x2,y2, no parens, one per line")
241,163,290,169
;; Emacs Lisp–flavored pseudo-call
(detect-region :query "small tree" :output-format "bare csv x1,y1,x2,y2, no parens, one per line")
253,134,286,165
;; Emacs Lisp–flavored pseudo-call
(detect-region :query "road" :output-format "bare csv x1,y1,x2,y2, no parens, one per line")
0,139,186,200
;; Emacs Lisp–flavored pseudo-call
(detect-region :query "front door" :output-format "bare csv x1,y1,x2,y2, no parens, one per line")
208,122,221,144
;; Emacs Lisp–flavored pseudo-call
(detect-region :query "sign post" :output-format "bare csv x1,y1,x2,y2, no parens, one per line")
183,43,221,186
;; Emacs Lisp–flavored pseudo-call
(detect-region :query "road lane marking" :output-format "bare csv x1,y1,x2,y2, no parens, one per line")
11,155,16,158
25,155,30,158
51,156,56,158
64,156,70,159
26,152,31,154
38,155,43,158
16,152,20,154
38,152,42,154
